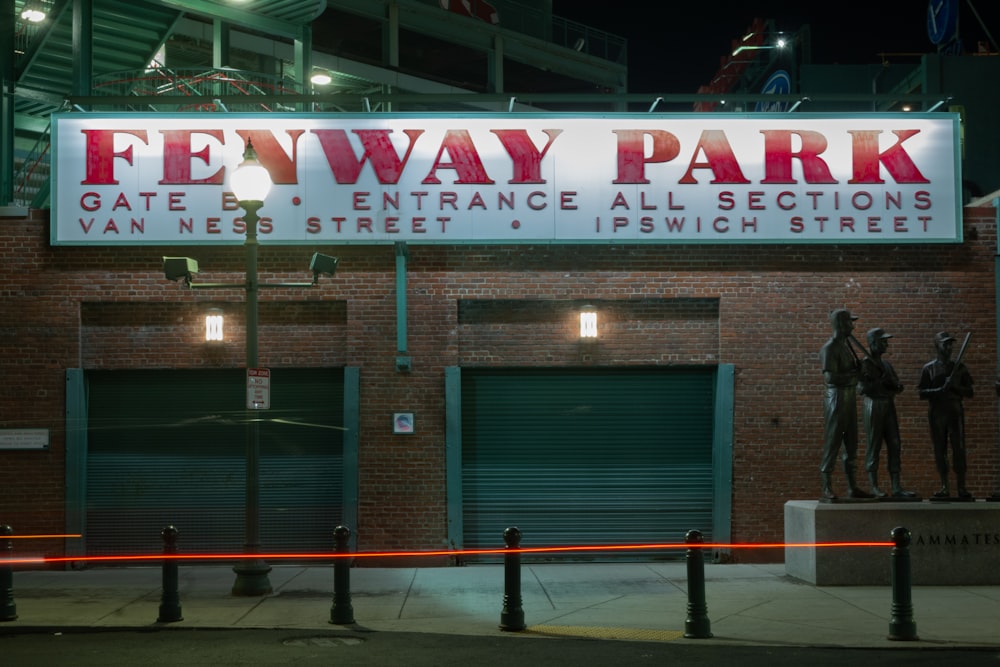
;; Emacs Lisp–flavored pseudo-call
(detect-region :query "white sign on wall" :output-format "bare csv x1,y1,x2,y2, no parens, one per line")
247,367,270,410
51,112,962,245
0,429,50,450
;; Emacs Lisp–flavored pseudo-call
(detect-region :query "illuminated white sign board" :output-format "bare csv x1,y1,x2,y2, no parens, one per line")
51,113,962,245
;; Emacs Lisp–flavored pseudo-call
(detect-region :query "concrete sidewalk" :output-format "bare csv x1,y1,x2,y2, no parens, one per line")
3,563,1000,648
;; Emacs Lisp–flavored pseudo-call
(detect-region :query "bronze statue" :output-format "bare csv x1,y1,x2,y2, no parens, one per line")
819,309,873,500
857,327,917,499
918,331,974,499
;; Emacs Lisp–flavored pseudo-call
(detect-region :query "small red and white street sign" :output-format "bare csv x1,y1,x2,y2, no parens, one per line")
247,367,270,410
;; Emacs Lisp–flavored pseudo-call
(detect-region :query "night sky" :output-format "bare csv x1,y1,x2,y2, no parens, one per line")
552,0,1000,93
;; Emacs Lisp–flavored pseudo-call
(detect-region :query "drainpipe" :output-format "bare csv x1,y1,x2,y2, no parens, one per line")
994,197,1000,498
395,242,412,372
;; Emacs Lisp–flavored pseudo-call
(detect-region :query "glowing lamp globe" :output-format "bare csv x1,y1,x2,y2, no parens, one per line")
230,140,272,203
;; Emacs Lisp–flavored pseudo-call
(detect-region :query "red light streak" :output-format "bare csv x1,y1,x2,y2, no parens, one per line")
5,540,894,566
6,534,82,540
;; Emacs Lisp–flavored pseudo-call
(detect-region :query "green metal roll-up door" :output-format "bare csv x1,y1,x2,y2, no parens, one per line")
461,368,715,557
86,368,344,558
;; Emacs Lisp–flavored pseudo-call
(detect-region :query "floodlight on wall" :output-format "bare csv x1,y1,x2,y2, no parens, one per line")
20,3,47,22
309,253,339,283
579,305,598,339
205,308,224,342
163,256,199,284
310,69,333,85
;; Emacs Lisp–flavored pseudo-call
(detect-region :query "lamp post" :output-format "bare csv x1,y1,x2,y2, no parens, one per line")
161,141,338,597
229,140,273,596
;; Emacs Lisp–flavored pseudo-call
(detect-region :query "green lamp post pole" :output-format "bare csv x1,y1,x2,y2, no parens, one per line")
162,141,338,595
230,142,273,596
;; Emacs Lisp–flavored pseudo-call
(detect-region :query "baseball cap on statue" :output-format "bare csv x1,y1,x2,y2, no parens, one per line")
829,308,857,325
935,331,956,345
867,327,892,346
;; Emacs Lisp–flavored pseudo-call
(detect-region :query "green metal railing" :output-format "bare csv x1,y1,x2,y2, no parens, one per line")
90,67,304,113
12,120,52,208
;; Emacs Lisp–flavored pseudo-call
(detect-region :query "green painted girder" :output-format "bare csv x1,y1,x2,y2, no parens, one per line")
10,0,324,205
16,0,183,96
157,0,325,37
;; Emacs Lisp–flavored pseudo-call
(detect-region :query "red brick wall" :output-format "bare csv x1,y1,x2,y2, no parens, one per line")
1,206,997,562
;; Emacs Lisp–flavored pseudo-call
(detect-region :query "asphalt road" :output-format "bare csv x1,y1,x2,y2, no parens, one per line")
3,629,1000,666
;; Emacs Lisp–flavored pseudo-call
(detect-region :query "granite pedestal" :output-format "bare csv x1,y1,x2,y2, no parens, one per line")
784,499,1000,585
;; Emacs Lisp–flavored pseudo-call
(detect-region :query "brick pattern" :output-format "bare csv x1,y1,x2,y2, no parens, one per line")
1,207,997,562
81,301,347,368
458,298,720,365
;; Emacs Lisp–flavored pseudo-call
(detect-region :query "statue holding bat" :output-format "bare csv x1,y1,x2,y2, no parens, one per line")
918,331,975,500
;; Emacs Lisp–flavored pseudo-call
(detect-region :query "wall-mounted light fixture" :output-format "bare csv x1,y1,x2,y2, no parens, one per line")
20,2,47,22
310,69,332,85
163,256,199,284
309,253,339,283
205,308,224,342
579,305,598,339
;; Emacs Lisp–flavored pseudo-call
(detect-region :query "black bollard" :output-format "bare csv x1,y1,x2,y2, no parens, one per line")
330,525,355,625
887,526,918,641
499,526,525,632
683,529,712,639
157,525,183,623
1,524,17,622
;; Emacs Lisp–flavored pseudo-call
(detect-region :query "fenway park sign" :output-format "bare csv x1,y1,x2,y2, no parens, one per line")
51,113,962,245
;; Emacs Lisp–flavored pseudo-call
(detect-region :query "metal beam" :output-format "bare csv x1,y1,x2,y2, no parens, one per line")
488,35,503,94
213,19,231,68
2,0,13,203
294,25,312,107
12,0,71,81
157,0,316,38
11,85,66,109
332,0,627,92
66,91,964,108
384,0,399,69
72,0,93,103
